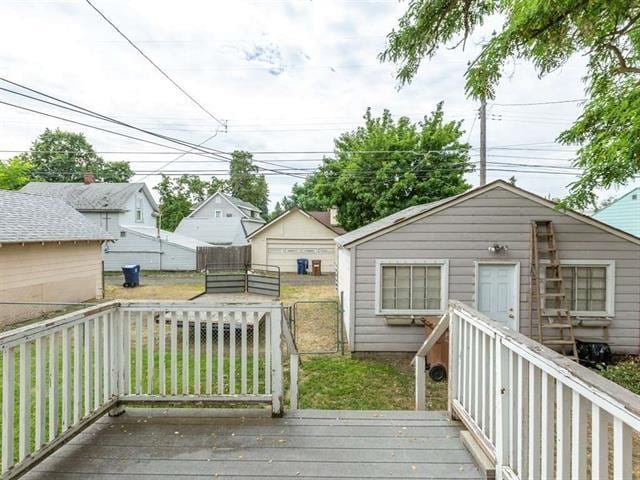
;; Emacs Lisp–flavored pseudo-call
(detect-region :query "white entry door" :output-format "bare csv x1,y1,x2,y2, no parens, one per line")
476,263,519,331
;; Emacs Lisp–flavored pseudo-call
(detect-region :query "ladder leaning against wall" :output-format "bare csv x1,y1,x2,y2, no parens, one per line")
529,220,579,360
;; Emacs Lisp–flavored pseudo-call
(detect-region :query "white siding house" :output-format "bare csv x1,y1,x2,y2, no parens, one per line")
336,180,640,355
175,191,265,245
20,180,203,271
105,225,211,271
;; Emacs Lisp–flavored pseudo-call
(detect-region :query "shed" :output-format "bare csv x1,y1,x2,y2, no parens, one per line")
336,180,640,355
0,190,112,328
248,207,345,273
105,225,211,271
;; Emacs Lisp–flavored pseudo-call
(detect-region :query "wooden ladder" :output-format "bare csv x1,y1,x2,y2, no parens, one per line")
530,220,578,360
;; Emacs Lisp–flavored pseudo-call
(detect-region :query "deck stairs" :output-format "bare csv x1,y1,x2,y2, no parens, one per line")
529,220,578,359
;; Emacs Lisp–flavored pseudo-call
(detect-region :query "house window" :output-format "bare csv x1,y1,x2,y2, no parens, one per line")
215,210,222,218
632,194,638,200
376,260,448,315
226,213,233,217
544,261,615,316
135,197,143,222
120,231,126,238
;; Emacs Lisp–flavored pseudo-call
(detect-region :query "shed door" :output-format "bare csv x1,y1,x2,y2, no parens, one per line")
267,239,336,273
476,263,519,331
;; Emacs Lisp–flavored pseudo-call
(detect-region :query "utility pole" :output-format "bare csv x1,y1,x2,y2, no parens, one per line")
479,97,487,186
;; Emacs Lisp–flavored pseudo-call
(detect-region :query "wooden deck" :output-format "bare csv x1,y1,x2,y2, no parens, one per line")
23,408,481,479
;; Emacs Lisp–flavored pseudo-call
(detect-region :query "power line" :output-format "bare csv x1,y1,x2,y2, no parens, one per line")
0,78,305,178
491,99,586,107
84,0,227,129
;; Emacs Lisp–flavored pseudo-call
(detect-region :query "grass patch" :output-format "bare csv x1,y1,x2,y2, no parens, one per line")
599,358,640,395
104,283,203,301
298,355,447,411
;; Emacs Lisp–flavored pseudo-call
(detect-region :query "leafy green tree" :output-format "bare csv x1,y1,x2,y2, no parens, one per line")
288,105,472,231
267,201,285,221
155,174,225,231
0,156,33,190
25,128,133,182
227,150,269,216
380,0,640,209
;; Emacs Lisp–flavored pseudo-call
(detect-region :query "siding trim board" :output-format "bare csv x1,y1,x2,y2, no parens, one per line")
337,180,640,248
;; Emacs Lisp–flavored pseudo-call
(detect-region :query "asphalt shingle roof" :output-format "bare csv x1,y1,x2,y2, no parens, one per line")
20,182,156,212
335,195,462,246
0,190,113,243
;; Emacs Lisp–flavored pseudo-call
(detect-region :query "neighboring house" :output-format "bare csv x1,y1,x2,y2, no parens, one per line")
593,187,640,236
248,207,346,273
336,180,640,355
107,225,211,271
0,190,112,327
175,191,265,245
21,178,204,271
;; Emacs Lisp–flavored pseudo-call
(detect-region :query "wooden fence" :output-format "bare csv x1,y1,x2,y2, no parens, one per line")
196,245,251,271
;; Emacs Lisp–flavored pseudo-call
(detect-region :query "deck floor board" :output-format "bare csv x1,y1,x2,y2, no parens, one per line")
24,408,482,480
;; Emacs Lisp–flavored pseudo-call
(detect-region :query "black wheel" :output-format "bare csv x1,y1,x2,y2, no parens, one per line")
123,282,130,288
428,364,447,382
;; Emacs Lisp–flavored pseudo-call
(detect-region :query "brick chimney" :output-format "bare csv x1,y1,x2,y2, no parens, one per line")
83,173,96,184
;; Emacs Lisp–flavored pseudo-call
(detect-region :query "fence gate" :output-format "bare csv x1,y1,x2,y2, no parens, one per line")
291,300,344,354
205,264,281,297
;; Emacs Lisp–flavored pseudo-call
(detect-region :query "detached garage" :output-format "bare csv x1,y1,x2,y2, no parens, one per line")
248,208,345,273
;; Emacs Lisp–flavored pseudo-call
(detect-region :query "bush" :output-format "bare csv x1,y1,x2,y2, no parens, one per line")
599,359,640,395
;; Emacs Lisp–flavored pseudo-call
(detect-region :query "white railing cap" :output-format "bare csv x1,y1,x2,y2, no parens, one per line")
449,299,640,426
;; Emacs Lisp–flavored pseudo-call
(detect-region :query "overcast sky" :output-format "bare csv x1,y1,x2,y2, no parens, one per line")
1,0,637,207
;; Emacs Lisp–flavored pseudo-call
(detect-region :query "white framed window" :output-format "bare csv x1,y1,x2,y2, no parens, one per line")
215,210,222,218
135,196,143,222
375,259,449,315
542,260,615,316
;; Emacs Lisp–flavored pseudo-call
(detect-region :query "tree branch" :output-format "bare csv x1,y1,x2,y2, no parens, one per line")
605,43,640,74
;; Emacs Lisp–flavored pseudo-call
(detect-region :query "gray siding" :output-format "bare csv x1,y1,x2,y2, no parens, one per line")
192,195,240,219
351,187,640,354
105,231,196,271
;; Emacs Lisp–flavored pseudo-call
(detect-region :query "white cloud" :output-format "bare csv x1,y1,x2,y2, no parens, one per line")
0,0,636,207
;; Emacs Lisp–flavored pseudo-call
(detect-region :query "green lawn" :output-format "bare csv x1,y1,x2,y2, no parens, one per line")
298,355,447,411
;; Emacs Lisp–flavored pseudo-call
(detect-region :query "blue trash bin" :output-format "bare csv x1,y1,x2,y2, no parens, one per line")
296,258,309,275
122,264,140,288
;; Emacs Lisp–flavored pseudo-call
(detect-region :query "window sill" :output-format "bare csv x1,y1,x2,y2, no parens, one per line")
376,310,444,317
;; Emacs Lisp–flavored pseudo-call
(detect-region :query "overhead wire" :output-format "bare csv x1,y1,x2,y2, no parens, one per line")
0,78,306,178
84,0,227,129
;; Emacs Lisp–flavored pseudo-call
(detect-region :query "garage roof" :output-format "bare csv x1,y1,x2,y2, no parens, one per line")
246,207,345,239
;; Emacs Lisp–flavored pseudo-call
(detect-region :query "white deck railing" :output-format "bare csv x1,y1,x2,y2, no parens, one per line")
415,300,640,480
0,300,286,479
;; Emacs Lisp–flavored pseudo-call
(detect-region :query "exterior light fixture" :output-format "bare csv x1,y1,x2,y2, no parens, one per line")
488,243,509,254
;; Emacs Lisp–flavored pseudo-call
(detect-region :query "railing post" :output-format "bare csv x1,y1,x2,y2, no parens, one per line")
290,353,299,410
415,355,426,411
109,307,125,417
270,308,283,417
447,309,457,419
494,336,508,480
